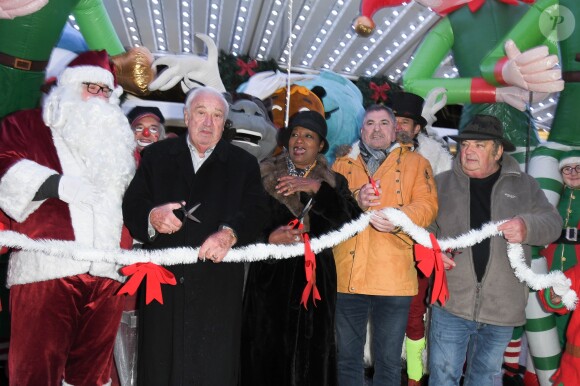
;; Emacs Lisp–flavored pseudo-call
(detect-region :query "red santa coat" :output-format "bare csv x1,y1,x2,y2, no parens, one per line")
0,108,133,286
539,267,580,385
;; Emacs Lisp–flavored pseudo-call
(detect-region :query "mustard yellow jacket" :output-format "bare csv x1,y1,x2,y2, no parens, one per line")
332,141,438,296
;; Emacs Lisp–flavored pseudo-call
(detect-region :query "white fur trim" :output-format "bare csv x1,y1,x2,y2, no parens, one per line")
0,159,58,221
346,141,361,159
8,250,90,287
417,133,453,176
559,157,580,170
59,66,114,89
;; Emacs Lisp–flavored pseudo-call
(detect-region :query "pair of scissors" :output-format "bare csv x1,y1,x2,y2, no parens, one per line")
173,202,201,223
289,198,315,229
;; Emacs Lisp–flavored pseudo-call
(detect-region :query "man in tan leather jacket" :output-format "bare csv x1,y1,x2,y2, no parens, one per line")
332,104,438,386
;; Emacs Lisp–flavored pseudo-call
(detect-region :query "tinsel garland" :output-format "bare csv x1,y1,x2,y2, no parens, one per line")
0,208,576,309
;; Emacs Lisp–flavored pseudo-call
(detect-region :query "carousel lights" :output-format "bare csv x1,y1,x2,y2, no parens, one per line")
343,2,409,76
207,1,222,44
111,1,143,47
361,7,437,77
68,15,80,30
230,0,253,55
179,0,193,53
147,0,167,51
239,0,278,56
300,0,347,69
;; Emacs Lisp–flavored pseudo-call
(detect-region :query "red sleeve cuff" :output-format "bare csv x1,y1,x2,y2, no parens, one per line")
494,57,509,86
470,78,496,104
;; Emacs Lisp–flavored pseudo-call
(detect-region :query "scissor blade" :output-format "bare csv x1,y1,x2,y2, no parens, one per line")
298,198,314,222
185,203,201,223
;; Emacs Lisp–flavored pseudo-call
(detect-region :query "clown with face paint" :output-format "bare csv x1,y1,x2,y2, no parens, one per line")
126,106,166,153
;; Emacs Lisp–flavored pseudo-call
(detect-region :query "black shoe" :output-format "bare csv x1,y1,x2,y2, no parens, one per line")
502,373,524,386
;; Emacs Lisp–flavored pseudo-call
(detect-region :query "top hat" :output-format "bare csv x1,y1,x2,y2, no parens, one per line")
449,114,515,152
278,111,329,154
389,91,427,128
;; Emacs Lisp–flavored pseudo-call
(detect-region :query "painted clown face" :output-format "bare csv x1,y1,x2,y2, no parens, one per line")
132,115,162,152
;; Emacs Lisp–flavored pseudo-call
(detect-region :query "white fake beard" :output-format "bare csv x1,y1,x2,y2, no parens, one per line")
49,96,136,191
46,91,136,249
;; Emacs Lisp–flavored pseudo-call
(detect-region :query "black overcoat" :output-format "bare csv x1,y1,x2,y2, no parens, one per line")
122,136,268,386
240,154,362,386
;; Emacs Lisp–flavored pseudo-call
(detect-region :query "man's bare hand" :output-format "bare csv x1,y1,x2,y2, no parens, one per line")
198,229,235,263
497,217,527,243
369,210,396,233
150,202,184,234
357,179,382,210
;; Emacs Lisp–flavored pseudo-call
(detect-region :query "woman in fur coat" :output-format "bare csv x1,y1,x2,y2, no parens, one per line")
241,111,362,386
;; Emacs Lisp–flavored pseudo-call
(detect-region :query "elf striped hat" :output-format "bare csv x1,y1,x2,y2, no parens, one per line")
559,150,580,170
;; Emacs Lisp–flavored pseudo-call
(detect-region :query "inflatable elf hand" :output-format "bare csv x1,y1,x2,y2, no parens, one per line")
501,39,564,93
496,86,549,112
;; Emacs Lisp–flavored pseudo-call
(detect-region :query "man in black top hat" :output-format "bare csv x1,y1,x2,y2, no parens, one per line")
390,91,428,141
428,114,561,385
127,106,166,153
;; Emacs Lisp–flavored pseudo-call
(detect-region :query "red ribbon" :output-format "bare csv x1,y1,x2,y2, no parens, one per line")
414,234,449,306
288,219,322,309
236,58,258,77
369,81,390,103
434,0,534,16
118,262,177,305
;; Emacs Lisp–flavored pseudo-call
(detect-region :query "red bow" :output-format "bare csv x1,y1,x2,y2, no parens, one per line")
434,0,534,16
236,58,258,77
414,234,449,306
288,219,321,309
369,82,390,103
118,262,177,305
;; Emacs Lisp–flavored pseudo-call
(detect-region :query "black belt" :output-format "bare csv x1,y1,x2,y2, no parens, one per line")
556,228,580,244
563,71,580,83
0,52,48,72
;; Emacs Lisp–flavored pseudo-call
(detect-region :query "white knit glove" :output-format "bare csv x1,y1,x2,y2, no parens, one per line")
58,176,99,208
421,87,447,128
239,70,316,100
149,33,226,93
502,39,564,93
553,277,572,297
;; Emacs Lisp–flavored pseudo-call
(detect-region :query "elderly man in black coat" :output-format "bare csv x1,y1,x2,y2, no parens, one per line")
122,86,268,386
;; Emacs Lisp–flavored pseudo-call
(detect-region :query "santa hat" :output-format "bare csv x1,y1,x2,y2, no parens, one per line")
58,50,117,90
559,150,580,170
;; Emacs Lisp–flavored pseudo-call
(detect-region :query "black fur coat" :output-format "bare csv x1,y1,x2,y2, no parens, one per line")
240,154,361,386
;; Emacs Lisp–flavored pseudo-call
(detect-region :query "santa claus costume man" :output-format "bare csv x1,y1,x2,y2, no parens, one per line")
0,50,136,385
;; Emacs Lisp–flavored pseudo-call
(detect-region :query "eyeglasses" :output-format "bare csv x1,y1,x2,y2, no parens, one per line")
83,82,113,97
561,165,580,175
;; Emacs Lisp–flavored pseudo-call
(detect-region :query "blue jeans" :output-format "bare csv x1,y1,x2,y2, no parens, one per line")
335,293,412,386
429,306,514,386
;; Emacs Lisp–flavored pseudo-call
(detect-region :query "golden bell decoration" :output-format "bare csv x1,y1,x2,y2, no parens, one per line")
111,47,155,96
